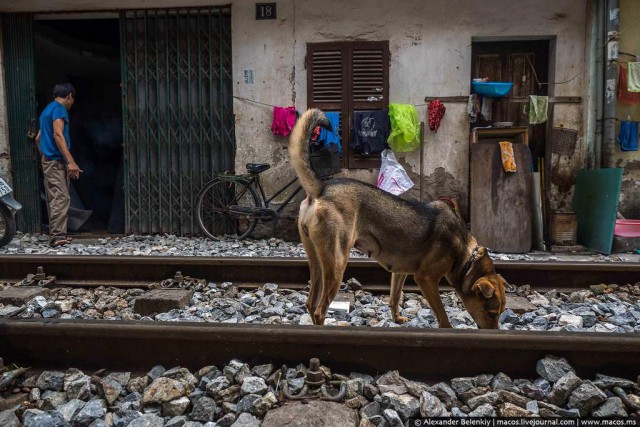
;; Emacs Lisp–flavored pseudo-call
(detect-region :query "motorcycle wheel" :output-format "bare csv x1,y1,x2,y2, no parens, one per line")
0,204,16,247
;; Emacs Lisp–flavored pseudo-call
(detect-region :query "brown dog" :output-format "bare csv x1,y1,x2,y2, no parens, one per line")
289,109,507,329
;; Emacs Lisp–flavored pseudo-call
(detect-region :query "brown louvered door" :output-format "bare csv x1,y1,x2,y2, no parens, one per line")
307,41,389,169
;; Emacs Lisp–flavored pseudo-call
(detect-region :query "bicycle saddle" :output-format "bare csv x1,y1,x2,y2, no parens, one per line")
246,163,270,173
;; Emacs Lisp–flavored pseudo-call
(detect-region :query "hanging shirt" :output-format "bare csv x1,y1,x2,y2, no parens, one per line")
318,111,341,155
271,106,297,137
39,100,70,161
351,110,389,155
617,120,639,151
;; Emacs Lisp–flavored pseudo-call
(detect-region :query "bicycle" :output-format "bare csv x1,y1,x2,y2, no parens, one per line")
196,142,341,240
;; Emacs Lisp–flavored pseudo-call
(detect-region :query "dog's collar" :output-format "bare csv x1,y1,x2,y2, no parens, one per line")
461,245,483,279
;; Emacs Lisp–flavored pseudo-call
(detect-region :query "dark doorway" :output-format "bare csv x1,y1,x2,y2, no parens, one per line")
34,17,124,234
471,39,551,169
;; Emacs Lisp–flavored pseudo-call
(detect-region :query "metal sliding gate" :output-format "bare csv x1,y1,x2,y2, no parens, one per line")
120,7,234,235
1,13,41,233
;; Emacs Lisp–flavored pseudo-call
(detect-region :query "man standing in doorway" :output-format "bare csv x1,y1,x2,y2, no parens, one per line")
35,83,82,247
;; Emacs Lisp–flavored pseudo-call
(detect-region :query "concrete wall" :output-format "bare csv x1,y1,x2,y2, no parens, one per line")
232,0,589,217
615,0,640,219
1,0,590,218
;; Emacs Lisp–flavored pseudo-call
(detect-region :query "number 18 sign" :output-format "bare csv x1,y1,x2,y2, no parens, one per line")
256,3,276,20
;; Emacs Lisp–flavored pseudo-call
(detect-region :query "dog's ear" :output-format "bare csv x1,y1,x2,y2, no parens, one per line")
477,246,487,257
472,278,495,299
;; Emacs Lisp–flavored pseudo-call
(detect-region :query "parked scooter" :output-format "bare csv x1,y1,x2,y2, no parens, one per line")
0,176,21,247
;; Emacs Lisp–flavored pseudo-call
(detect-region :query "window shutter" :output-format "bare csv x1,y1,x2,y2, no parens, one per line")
307,41,389,169
351,42,388,110
307,42,347,111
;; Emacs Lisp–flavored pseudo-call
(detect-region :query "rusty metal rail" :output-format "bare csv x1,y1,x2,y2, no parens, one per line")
1,319,639,382
1,255,639,290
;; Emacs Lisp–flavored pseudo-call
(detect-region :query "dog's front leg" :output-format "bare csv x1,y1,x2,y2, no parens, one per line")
389,273,409,323
414,272,452,328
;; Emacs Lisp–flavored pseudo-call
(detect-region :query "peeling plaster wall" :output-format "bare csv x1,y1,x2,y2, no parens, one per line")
615,0,640,219
233,0,588,217
0,0,589,220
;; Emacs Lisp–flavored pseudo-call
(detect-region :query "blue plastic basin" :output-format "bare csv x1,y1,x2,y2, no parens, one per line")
471,81,513,97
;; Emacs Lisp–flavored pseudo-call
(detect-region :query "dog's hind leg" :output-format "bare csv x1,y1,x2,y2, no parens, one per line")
390,273,409,323
313,232,351,326
300,225,323,324
414,272,452,328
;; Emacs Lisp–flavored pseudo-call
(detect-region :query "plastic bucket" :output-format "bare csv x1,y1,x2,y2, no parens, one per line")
549,211,578,246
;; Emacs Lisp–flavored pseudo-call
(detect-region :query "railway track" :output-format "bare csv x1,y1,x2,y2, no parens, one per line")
1,255,639,290
1,254,640,423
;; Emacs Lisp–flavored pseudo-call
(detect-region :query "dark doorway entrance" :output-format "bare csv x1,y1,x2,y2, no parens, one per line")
471,39,551,169
34,17,124,234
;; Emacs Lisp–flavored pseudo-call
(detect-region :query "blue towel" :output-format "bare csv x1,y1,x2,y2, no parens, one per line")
617,120,639,151
318,112,341,155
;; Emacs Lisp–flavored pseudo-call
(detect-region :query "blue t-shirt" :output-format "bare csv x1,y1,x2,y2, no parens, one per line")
39,101,70,160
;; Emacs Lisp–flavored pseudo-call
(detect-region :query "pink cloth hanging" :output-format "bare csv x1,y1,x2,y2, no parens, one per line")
271,106,297,137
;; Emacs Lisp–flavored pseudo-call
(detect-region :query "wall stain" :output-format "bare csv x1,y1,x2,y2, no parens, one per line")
620,179,640,219
422,166,467,219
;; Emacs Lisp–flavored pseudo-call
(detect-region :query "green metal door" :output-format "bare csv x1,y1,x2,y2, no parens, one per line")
1,13,41,233
120,7,234,235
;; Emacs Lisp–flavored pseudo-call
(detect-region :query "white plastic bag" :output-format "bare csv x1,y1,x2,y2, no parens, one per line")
376,149,414,196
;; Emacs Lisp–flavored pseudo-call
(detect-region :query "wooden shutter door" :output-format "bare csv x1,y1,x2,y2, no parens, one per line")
349,41,389,168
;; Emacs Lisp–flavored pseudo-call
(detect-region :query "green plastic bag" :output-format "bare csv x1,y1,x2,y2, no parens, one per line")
387,103,420,152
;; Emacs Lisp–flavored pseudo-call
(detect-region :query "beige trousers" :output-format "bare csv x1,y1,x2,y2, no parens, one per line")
41,156,69,239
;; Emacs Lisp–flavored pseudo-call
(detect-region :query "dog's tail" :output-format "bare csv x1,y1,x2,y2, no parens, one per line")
288,108,331,199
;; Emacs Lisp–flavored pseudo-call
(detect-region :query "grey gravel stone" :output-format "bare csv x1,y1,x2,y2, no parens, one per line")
165,416,189,427
450,377,475,394
23,409,66,427
96,378,122,406
592,374,637,390
162,396,191,417
419,391,449,417
468,403,497,417
41,390,68,410
382,408,404,427
240,376,267,396
548,371,581,406
56,398,85,422
567,380,607,416
73,399,107,427
230,412,260,427
536,355,575,382
142,377,186,404
0,409,20,427
128,413,165,427
37,371,66,392
592,397,628,418
380,392,419,420
189,396,216,422
376,371,408,395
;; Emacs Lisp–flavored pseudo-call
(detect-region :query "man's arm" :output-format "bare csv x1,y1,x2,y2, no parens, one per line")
34,131,42,155
52,118,82,179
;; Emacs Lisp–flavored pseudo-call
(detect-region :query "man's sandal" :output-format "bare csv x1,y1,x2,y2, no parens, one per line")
49,236,71,247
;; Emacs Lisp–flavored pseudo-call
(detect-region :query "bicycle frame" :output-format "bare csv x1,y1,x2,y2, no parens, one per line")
217,172,303,214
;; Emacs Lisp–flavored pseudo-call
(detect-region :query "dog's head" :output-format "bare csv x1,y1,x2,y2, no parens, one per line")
458,247,507,329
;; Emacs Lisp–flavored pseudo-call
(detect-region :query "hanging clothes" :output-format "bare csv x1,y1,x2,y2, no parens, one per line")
498,141,517,173
628,62,640,92
526,95,548,125
351,110,389,155
467,94,480,123
271,106,297,137
618,64,640,105
387,104,420,152
318,111,342,155
427,99,446,132
617,120,639,151
480,97,493,121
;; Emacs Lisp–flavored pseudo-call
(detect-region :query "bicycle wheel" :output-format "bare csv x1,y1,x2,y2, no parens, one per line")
196,178,261,240
0,205,16,247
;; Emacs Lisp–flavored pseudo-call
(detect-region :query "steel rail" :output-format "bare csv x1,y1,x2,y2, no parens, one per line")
1,319,639,382
0,255,639,289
